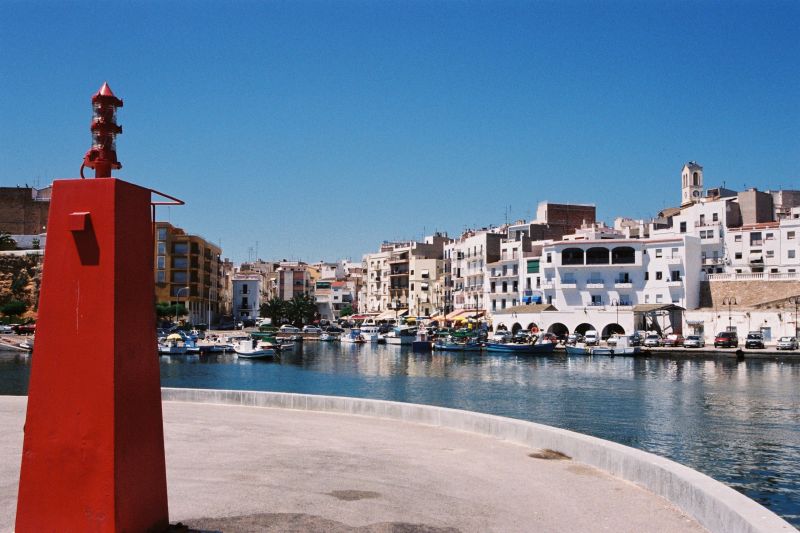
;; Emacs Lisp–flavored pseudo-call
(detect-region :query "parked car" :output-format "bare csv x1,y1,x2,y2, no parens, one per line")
566,333,583,346
662,334,685,347
583,330,599,346
490,330,512,343
279,325,301,334
683,335,705,348
643,334,661,348
776,336,799,350
13,324,35,335
324,325,345,333
744,332,765,349
714,331,738,348
0,324,13,334
302,325,322,334
628,333,642,346
606,334,622,347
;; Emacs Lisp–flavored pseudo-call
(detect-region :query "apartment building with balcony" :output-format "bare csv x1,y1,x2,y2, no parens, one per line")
723,217,800,276
315,280,355,320
540,235,701,311
154,222,222,325
363,234,449,318
274,261,311,300
492,234,701,339
445,230,502,317
232,274,261,321
486,239,525,314
408,258,446,317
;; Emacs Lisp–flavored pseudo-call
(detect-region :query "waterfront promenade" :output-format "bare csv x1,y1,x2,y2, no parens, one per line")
0,395,711,532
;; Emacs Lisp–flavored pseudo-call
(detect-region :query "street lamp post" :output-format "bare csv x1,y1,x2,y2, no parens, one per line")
790,297,799,339
175,286,190,326
722,296,737,333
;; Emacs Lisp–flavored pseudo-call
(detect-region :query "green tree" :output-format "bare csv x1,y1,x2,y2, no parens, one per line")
2,300,28,317
155,302,187,320
259,297,286,325
0,233,16,251
286,294,317,326
339,304,354,317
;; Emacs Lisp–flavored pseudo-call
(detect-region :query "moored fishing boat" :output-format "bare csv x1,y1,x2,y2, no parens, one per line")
233,338,276,360
565,345,590,355
158,333,189,355
412,328,432,352
484,333,556,355
385,325,416,345
341,329,367,344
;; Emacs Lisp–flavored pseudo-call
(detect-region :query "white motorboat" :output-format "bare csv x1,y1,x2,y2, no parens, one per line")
359,326,381,343
233,338,276,359
385,325,416,345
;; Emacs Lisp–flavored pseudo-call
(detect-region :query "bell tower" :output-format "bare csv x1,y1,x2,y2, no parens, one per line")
681,161,703,205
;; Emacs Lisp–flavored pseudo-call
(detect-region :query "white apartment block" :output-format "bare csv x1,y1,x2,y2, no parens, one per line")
722,218,800,276
232,274,261,320
540,235,701,311
485,239,525,314
445,230,503,316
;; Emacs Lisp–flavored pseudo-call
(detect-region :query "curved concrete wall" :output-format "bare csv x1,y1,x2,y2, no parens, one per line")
161,387,793,533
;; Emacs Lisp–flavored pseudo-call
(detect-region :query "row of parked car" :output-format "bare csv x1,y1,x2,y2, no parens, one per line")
637,331,799,350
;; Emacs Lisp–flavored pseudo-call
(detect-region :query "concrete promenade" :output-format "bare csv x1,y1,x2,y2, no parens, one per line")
0,396,708,533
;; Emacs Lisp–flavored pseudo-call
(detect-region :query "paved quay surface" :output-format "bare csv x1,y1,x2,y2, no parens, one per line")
0,396,705,533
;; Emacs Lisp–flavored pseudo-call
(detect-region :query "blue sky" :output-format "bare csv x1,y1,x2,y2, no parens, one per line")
1,1,798,262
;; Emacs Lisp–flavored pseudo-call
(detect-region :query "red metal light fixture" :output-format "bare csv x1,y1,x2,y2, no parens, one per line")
81,82,123,178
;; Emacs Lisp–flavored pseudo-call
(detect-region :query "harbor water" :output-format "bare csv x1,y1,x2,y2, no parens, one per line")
2,343,799,527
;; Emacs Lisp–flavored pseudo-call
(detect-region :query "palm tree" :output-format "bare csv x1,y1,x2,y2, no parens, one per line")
259,297,286,325
286,294,317,326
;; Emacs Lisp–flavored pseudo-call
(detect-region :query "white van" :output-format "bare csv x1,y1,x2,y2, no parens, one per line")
583,330,599,346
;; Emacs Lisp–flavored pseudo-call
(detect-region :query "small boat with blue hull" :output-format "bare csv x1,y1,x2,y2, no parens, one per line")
412,328,432,352
485,333,556,355
485,341,556,354
565,345,590,355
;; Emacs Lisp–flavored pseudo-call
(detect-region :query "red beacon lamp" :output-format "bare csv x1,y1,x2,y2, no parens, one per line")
82,82,123,178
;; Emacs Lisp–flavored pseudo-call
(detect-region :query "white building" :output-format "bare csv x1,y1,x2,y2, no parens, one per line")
723,217,800,275
232,274,261,321
444,229,503,318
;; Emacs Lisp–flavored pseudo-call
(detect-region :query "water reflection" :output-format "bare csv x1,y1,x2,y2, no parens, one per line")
1,343,799,526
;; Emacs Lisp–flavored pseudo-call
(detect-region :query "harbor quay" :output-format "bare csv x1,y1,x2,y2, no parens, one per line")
0,390,794,532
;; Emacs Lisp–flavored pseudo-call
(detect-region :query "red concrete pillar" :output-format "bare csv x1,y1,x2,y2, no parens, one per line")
16,178,169,532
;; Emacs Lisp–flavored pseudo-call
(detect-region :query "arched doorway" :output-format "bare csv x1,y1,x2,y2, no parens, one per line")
547,323,569,337
602,323,625,339
526,322,539,333
574,323,595,335
512,323,522,334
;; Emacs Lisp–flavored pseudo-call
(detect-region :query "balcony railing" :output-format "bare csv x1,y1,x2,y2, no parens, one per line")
704,271,800,282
